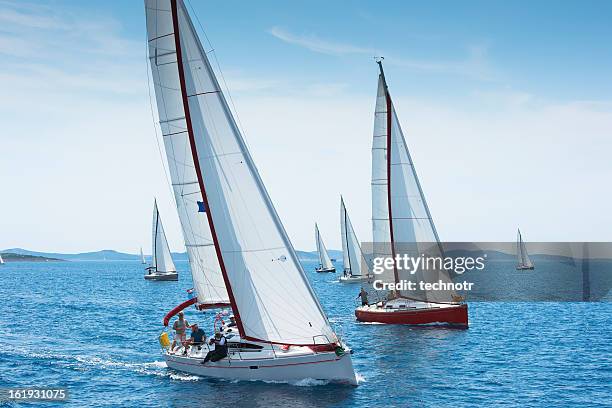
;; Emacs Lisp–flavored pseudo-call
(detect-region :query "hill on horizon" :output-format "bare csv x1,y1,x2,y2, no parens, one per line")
1,247,344,262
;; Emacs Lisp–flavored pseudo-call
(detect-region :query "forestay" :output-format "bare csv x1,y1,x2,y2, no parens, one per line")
152,200,176,273
147,0,337,346
315,224,334,270
340,197,369,277
146,0,229,306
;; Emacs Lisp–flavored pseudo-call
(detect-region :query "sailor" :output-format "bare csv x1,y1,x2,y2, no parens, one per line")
225,315,237,329
171,312,190,351
357,287,369,306
202,332,228,364
184,323,206,355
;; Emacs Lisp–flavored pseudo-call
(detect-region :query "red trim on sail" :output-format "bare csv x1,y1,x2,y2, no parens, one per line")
163,297,197,326
170,0,246,337
384,81,400,285
196,302,231,311
241,334,336,348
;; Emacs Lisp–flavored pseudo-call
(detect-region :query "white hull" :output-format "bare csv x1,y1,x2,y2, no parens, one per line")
145,272,178,281
339,274,369,283
164,339,356,385
315,267,336,273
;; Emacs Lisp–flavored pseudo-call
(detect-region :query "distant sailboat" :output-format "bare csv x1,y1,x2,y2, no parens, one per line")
516,229,534,270
145,0,354,384
140,247,146,264
0,254,4,265
354,61,468,327
315,223,336,273
145,200,178,281
340,197,371,282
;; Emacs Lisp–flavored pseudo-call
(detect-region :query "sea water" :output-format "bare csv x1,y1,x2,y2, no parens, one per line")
0,260,610,407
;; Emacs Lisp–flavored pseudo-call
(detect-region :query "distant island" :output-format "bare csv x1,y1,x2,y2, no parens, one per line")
0,248,343,263
0,252,64,263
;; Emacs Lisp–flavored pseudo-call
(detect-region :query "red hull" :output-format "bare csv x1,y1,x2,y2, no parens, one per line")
355,304,468,328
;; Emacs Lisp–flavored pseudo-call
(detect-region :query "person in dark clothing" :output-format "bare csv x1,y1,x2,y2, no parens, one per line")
201,332,228,364
184,323,205,355
357,287,369,306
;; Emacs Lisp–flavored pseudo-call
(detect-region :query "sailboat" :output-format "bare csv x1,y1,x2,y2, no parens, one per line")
354,61,468,327
140,247,147,264
145,200,178,281
339,197,371,282
516,229,535,270
315,223,336,273
0,254,4,265
145,0,355,384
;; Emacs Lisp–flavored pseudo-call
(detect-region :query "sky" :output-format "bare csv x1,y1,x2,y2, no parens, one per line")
0,0,611,254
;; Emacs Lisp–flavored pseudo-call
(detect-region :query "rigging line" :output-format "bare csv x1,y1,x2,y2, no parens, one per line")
185,0,251,150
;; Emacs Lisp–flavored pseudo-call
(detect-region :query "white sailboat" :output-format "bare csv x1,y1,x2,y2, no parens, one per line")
145,0,355,384
145,200,178,281
315,223,336,273
355,61,468,326
140,247,146,264
339,197,371,282
0,254,4,265
516,229,534,270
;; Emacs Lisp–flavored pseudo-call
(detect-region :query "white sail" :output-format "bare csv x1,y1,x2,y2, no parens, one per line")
315,224,334,270
517,229,534,268
340,197,369,277
371,63,454,302
0,254,4,264
140,247,146,264
146,1,228,306
152,200,176,274
146,0,336,346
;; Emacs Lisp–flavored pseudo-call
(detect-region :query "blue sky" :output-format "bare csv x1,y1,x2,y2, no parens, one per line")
1,0,611,253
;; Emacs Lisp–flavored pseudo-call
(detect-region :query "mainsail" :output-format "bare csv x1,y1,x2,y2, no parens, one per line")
315,223,334,270
517,229,534,268
371,61,454,303
0,254,4,264
146,0,228,307
145,0,336,346
152,200,176,273
340,197,369,277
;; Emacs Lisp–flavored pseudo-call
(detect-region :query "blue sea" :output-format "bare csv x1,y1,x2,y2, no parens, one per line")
1,260,610,407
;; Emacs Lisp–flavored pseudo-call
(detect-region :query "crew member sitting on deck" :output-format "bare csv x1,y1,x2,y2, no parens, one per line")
201,332,228,364
222,315,237,332
357,287,369,306
184,323,206,355
171,312,190,351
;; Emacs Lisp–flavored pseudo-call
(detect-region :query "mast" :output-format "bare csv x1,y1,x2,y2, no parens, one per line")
341,196,351,273
169,0,244,333
153,200,159,270
377,61,400,286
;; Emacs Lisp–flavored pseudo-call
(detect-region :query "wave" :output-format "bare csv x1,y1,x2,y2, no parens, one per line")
1,345,200,382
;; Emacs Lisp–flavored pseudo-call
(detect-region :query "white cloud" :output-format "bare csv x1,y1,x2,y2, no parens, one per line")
268,26,378,56
268,26,499,81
